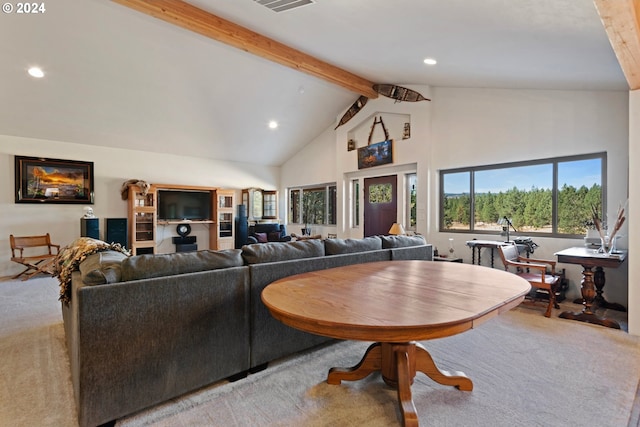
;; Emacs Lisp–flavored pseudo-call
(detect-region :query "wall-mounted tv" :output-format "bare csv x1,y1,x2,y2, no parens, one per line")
157,190,211,221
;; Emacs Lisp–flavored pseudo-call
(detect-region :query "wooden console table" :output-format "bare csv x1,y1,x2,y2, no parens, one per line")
466,240,503,267
555,247,627,329
466,238,537,268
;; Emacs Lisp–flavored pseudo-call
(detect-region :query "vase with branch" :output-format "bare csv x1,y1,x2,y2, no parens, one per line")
591,202,626,254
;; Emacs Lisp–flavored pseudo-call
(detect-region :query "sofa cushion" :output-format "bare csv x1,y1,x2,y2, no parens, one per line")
79,250,128,285
121,249,243,281
324,236,382,255
242,240,325,264
380,234,427,248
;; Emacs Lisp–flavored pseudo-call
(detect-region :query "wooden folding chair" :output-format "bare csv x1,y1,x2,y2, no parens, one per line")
9,234,60,280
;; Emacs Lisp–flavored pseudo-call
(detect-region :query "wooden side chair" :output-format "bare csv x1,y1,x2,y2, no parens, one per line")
9,233,60,280
497,242,560,317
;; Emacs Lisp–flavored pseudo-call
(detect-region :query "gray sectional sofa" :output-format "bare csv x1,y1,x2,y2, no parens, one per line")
61,235,432,427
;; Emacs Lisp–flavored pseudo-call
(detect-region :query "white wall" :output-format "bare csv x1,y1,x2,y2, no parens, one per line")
281,85,432,238
0,135,279,277
430,88,629,305
282,87,630,308
628,89,639,335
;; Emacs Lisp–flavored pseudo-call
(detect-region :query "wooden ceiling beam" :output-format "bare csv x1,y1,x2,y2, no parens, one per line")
112,0,378,98
594,0,640,90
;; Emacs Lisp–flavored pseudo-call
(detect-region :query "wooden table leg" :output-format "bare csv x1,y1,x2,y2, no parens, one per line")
414,343,473,391
593,267,627,312
327,342,382,384
396,348,419,427
327,342,473,427
559,266,620,329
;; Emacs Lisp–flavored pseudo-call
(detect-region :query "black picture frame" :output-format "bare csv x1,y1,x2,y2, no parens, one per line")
15,156,94,204
357,139,393,169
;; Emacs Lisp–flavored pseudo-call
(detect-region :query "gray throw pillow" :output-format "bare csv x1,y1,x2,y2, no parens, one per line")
79,250,128,285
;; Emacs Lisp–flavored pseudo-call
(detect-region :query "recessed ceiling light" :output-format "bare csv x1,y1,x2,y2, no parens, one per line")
268,120,278,129
28,66,45,78
423,58,437,66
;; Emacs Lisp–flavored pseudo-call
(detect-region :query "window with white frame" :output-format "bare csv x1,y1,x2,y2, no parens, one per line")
352,179,359,227
406,173,417,231
288,184,337,225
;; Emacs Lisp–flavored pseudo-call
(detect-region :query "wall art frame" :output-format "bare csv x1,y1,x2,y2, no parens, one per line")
357,139,393,169
15,155,95,204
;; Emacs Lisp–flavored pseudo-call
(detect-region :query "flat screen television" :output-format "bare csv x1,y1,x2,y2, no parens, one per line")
157,190,211,221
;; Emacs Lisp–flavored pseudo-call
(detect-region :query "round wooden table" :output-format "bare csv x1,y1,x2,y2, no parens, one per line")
262,260,530,426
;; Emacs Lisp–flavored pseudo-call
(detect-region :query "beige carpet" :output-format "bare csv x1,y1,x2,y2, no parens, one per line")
2,276,639,427
0,276,76,427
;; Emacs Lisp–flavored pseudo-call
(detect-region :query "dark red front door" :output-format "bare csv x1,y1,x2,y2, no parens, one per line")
364,175,397,237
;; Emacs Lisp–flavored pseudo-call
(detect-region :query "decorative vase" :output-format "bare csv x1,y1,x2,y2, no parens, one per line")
448,238,455,258
609,235,618,254
598,235,610,254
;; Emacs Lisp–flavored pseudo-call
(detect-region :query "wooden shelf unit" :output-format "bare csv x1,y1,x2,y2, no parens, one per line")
216,189,235,250
127,184,236,254
127,184,157,255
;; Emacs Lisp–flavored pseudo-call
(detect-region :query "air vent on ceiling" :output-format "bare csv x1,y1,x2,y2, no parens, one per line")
253,0,315,13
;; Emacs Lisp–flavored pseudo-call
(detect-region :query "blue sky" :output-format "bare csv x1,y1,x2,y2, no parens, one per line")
444,158,602,194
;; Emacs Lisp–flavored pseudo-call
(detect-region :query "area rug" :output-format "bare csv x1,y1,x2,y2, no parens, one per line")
117,308,640,427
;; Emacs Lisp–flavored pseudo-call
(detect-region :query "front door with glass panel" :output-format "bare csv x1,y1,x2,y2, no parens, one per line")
364,175,397,237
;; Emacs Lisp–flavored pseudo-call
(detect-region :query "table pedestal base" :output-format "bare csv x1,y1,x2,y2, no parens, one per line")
559,310,620,329
327,342,473,426
559,265,621,329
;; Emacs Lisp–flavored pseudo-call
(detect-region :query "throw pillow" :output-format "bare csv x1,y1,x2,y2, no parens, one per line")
79,250,128,285
54,237,130,303
267,231,282,242
254,232,268,243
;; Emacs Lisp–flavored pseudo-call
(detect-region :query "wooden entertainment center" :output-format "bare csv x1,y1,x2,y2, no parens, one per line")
127,183,235,255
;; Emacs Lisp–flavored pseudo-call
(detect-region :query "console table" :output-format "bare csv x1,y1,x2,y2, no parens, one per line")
466,240,505,267
466,238,538,268
555,247,627,329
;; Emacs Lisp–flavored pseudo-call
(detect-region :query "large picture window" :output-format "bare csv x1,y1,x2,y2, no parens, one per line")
288,183,337,226
440,153,605,237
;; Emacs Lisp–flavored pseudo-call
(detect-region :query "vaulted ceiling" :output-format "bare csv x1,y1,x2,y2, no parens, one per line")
0,0,635,166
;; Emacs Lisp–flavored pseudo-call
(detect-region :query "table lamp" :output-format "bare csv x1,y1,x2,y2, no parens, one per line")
388,223,406,235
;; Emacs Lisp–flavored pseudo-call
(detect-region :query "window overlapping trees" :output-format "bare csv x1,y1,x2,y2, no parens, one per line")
440,153,605,236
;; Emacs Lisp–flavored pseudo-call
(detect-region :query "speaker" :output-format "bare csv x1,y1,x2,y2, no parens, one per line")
176,243,197,252
81,218,99,239
106,218,128,247
235,204,248,249
172,236,197,245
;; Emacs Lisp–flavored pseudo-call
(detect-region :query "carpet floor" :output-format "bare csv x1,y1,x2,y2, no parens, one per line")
1,276,639,427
